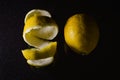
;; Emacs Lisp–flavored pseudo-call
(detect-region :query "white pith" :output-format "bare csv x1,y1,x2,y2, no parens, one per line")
23,9,58,67
24,9,51,23
23,25,58,48
27,57,54,66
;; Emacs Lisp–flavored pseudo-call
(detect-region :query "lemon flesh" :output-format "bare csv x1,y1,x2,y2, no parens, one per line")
22,9,58,67
64,14,99,55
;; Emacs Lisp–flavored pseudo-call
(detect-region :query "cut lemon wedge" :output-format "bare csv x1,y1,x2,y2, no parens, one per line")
21,9,58,67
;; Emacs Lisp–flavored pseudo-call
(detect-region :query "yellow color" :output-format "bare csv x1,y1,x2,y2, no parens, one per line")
64,14,99,55
21,9,58,67
22,42,57,60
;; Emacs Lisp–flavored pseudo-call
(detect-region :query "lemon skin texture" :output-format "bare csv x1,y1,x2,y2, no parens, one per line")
64,14,99,55
22,42,57,60
21,9,58,67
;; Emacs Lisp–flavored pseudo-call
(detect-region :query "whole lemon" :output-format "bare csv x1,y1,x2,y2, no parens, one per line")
64,14,99,55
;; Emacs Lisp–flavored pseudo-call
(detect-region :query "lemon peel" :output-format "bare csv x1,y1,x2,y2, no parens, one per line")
21,9,58,67
22,42,57,60
24,9,51,23
27,57,54,67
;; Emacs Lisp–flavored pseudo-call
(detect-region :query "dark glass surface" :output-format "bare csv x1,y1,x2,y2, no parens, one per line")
0,0,112,80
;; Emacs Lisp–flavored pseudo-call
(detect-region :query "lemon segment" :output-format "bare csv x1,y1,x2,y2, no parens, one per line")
22,42,57,60
64,14,99,55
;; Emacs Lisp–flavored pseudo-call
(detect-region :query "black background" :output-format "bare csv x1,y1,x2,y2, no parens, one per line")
0,0,113,80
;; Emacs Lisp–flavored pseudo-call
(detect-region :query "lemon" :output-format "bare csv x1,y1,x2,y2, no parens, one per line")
21,9,58,67
64,14,99,55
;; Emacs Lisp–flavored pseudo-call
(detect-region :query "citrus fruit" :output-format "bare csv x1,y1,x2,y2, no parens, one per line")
64,14,99,55
21,9,58,67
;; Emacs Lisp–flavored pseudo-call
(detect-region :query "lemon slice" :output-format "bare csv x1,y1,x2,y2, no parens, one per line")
22,9,58,67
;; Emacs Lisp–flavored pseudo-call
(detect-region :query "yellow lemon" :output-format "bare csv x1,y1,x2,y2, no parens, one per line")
21,9,58,67
64,14,99,55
